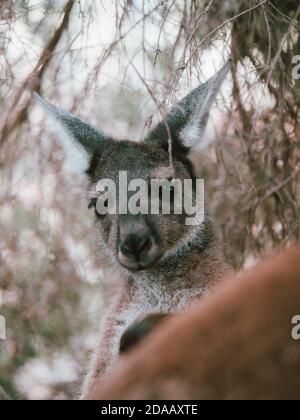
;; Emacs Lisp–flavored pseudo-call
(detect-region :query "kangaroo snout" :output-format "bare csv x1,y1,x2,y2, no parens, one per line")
121,234,152,260
118,218,160,271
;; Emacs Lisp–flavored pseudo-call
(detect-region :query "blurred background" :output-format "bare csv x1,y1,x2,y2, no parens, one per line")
0,0,299,400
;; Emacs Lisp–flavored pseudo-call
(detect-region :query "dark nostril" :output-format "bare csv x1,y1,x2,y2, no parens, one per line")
121,234,152,260
120,242,132,257
139,236,151,253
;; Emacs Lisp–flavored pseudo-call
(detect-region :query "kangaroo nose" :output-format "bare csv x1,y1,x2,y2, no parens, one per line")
118,217,161,270
121,234,152,261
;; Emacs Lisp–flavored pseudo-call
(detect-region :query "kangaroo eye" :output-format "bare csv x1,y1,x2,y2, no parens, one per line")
88,198,109,219
95,198,109,218
88,198,97,209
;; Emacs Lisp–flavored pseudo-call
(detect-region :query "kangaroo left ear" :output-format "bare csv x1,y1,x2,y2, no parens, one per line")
145,61,231,151
34,94,114,173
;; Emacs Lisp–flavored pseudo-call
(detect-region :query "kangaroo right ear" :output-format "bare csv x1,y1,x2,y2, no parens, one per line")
34,94,113,173
145,61,230,152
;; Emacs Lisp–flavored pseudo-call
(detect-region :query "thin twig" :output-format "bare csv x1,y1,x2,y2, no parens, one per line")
266,4,300,85
171,0,269,91
0,0,75,148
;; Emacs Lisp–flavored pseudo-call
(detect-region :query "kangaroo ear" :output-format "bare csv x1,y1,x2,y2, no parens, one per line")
34,94,113,173
145,61,231,151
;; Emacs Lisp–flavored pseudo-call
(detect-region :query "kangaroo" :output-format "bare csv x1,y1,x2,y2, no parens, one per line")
34,62,231,399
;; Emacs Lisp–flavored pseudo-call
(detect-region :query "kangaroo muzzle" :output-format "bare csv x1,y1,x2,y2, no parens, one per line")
118,216,160,271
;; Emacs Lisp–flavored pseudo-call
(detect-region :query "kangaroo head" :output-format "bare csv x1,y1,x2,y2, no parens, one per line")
35,63,229,273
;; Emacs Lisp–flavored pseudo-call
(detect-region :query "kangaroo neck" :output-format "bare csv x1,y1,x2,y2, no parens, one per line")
124,248,214,312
